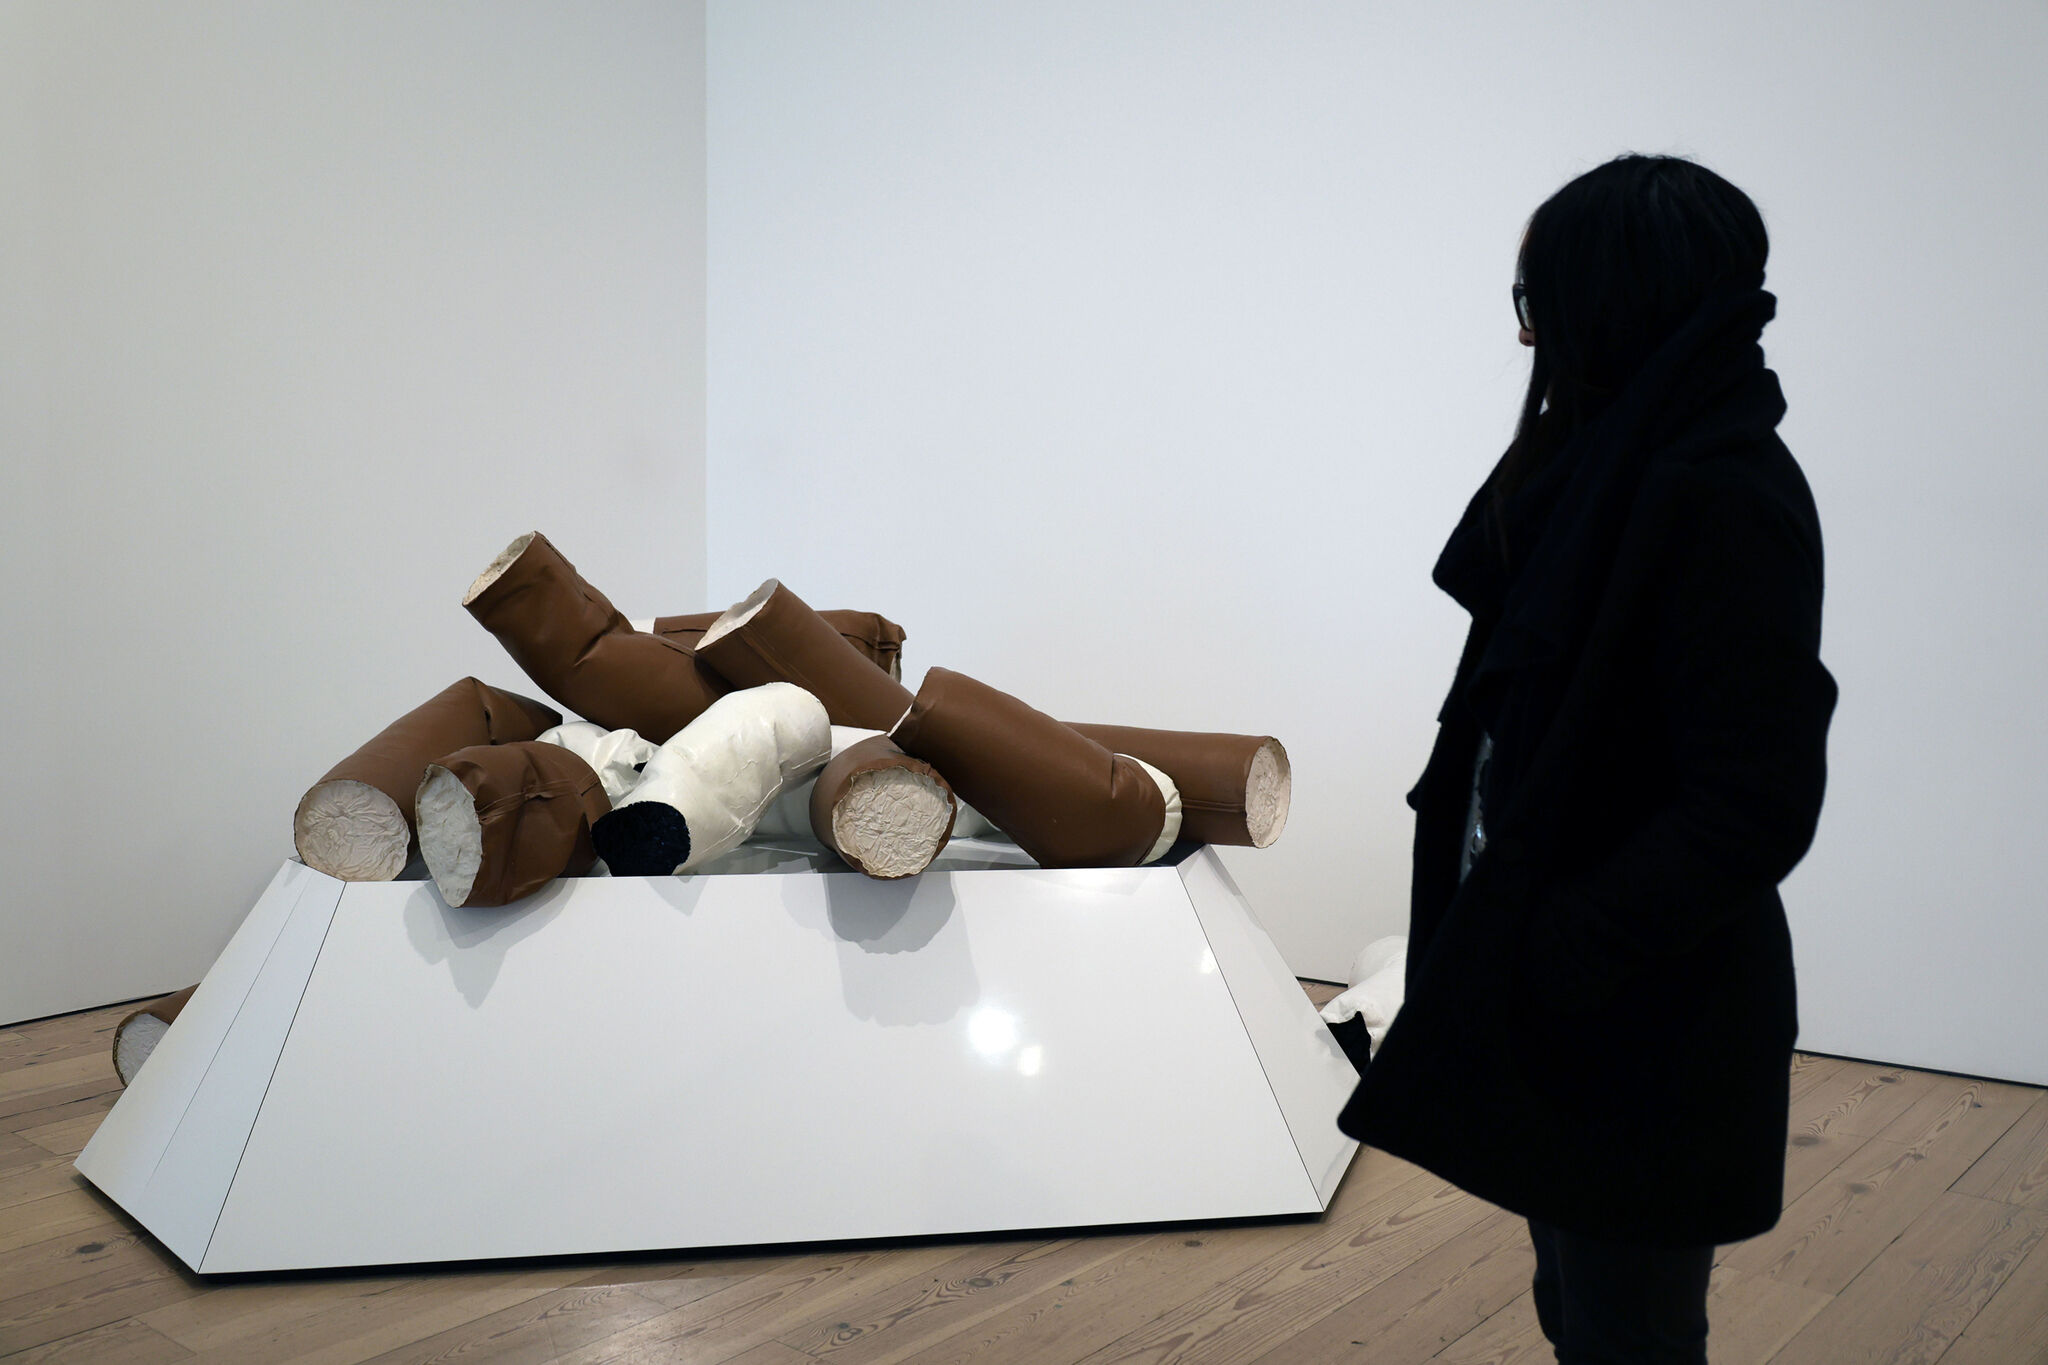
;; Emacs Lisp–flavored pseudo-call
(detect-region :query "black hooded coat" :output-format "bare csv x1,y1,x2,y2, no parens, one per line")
1336,276,1839,1246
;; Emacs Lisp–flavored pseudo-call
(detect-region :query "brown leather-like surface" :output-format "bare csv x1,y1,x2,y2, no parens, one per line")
295,676,561,866
429,741,610,907
654,609,907,680
1067,723,1283,847
695,582,914,730
807,734,956,878
140,984,197,1026
891,667,1165,869
465,532,727,741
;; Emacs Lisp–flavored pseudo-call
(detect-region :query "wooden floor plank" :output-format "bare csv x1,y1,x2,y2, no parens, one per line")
562,1249,800,1309
1427,1289,1552,1364
1243,1206,1533,1365
0,1127,44,1175
353,1281,683,1365
1700,1263,1829,1364
1804,1063,1944,1141
0,1315,194,1365
1951,1089,2048,1209
772,1234,1143,1364
1879,1074,2042,1155
0,1006,126,1056
136,1271,430,1353
1063,1172,1496,1365
889,1225,1322,1365
1725,1074,2037,1295
1779,1057,1903,1207
1772,1057,1994,1213
0,1226,205,1357
0,1055,115,1109
19,1111,106,1159
1788,1052,1846,1095
1779,1116,1885,1213
0,1261,200,1356
1724,1139,1962,1295
166,1270,578,1365
725,1342,818,1365
897,1155,1438,1365
1938,1223,2048,1365
134,1265,582,1360
1770,1191,2048,1365
0,1089,122,1138
0,1157,90,1215
545,1242,967,1365
0,1189,122,1259
0,1225,181,1308
0,1023,122,1073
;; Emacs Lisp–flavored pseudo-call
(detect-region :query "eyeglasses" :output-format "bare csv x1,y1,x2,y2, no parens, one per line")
1511,282,1532,331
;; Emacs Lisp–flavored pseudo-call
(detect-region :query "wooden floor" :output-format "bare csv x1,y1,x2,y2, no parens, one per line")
3,989,2046,1365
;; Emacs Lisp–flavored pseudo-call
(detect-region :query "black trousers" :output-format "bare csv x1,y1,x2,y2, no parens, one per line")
1526,1218,1714,1364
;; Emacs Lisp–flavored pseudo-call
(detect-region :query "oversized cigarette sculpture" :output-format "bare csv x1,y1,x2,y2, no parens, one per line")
749,725,883,841
417,742,611,908
535,721,656,804
891,667,1181,868
695,579,914,730
294,677,561,881
463,531,726,742
809,735,959,879
112,985,197,1086
655,609,908,680
592,682,832,875
1066,724,1291,848
748,727,979,877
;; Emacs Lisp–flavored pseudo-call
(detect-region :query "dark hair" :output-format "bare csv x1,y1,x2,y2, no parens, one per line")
1489,153,1769,561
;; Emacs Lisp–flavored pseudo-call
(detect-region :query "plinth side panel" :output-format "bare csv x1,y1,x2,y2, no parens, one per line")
77,862,311,1202
1180,848,1359,1205
201,863,1320,1272
75,863,343,1268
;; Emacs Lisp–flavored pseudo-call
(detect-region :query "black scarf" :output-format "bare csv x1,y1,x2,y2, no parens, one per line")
1429,272,1787,827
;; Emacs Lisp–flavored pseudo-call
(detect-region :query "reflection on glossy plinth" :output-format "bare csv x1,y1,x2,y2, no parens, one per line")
77,846,1359,1273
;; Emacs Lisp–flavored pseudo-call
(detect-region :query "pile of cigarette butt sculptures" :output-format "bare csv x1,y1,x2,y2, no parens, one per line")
110,531,1296,1083
292,530,1293,911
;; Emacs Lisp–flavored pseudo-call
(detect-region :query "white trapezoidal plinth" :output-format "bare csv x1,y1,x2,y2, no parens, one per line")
78,842,1359,1273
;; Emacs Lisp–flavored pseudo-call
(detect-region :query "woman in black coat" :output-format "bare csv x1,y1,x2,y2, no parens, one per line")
1336,154,1838,1362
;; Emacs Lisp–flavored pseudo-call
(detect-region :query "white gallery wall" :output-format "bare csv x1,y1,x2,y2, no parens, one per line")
708,2,2048,1082
0,2,707,1024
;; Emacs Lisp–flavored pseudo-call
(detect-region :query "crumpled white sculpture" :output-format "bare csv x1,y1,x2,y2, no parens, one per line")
591,682,831,875
536,721,657,804
1318,934,1408,1056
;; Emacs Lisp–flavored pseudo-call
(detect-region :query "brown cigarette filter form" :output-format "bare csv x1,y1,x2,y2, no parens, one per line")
655,609,907,680
694,579,914,730
112,985,197,1086
417,742,610,908
891,667,1166,869
808,735,957,879
1066,724,1291,848
463,531,727,742
294,676,562,881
